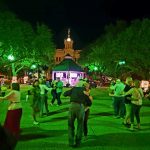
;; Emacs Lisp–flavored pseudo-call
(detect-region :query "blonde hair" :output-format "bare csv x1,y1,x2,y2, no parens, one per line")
125,77,133,84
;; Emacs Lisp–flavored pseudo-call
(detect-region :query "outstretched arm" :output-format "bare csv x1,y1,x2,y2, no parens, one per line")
0,91,13,101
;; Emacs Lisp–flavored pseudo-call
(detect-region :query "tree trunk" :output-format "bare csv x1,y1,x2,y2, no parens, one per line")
11,63,17,83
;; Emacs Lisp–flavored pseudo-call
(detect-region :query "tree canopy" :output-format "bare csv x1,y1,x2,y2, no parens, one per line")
0,10,55,77
80,19,150,80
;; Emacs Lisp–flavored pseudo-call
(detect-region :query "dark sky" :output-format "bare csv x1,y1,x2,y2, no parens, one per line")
2,0,150,48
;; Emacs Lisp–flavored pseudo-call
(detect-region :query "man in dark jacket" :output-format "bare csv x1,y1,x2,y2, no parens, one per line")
63,86,92,147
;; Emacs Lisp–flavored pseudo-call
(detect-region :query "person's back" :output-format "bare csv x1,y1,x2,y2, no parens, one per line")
64,86,92,147
64,87,85,103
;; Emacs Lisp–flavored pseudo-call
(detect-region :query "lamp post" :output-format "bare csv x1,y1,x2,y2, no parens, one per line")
8,54,15,61
115,60,126,78
8,54,17,83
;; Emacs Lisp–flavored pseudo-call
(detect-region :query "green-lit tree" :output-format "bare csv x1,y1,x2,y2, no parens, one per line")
80,20,127,78
80,19,150,79
0,11,55,81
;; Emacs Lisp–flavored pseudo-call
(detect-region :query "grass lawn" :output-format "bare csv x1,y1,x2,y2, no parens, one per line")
0,85,150,150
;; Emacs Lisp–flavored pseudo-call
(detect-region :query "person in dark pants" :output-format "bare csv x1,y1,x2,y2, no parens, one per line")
29,80,41,125
50,80,57,105
55,78,63,105
123,77,133,126
124,80,144,131
63,85,92,148
113,79,125,118
39,78,51,116
83,83,93,139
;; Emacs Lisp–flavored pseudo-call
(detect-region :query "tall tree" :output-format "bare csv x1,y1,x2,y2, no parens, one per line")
0,11,55,81
80,19,150,79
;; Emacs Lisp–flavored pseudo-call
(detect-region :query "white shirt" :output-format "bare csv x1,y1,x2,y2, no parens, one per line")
0,90,22,110
125,87,144,105
113,82,125,97
39,84,51,95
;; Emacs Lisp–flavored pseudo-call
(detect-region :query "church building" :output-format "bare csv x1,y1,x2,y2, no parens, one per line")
54,29,81,64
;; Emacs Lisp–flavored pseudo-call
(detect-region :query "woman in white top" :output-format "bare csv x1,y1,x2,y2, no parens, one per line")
125,80,144,130
39,78,51,116
0,83,22,139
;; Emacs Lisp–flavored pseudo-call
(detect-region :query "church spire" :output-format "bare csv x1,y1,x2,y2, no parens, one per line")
64,28,73,49
68,28,70,38
67,28,71,41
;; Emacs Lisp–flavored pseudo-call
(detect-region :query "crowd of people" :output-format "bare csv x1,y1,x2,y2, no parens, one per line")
0,77,94,148
27,77,63,124
108,77,150,131
0,75,150,149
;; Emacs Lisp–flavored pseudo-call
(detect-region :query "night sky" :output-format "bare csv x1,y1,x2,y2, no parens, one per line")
1,0,150,49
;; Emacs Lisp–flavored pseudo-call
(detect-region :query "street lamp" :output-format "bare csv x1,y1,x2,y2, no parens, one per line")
7,54,17,83
8,54,15,61
31,64,37,69
119,60,125,65
115,60,126,78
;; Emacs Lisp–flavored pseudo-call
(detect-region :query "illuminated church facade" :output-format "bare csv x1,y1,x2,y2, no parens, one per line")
54,29,81,64
51,29,85,86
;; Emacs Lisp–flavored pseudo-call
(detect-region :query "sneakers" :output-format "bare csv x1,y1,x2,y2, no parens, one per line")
33,121,39,125
122,122,131,128
129,124,134,131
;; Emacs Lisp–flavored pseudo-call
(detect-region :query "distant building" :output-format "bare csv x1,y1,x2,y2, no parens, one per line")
54,29,81,64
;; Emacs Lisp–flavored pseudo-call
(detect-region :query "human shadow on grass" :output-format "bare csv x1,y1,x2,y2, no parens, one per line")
141,122,150,127
82,132,150,148
47,107,69,116
20,127,66,141
93,102,112,108
141,111,150,117
90,111,113,117
40,116,68,123
142,103,150,107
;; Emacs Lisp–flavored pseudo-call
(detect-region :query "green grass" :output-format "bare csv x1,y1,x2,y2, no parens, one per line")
0,85,150,150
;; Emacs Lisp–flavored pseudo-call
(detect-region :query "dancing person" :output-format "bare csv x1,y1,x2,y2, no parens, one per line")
39,78,51,117
50,79,57,106
55,77,63,106
63,84,92,148
112,79,125,119
83,83,93,140
108,80,116,107
124,80,144,131
30,80,41,125
123,77,133,127
0,83,22,139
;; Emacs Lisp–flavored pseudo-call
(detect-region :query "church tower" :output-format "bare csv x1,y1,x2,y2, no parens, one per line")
55,28,81,64
64,28,73,49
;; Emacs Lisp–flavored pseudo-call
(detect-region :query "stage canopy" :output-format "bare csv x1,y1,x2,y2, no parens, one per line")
52,55,85,86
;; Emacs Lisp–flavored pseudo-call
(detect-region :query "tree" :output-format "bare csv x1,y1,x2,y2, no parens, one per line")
80,20,128,77
80,19,150,79
0,11,55,81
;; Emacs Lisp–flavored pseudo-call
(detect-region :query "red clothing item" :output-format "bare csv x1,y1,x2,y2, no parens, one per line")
4,108,22,139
